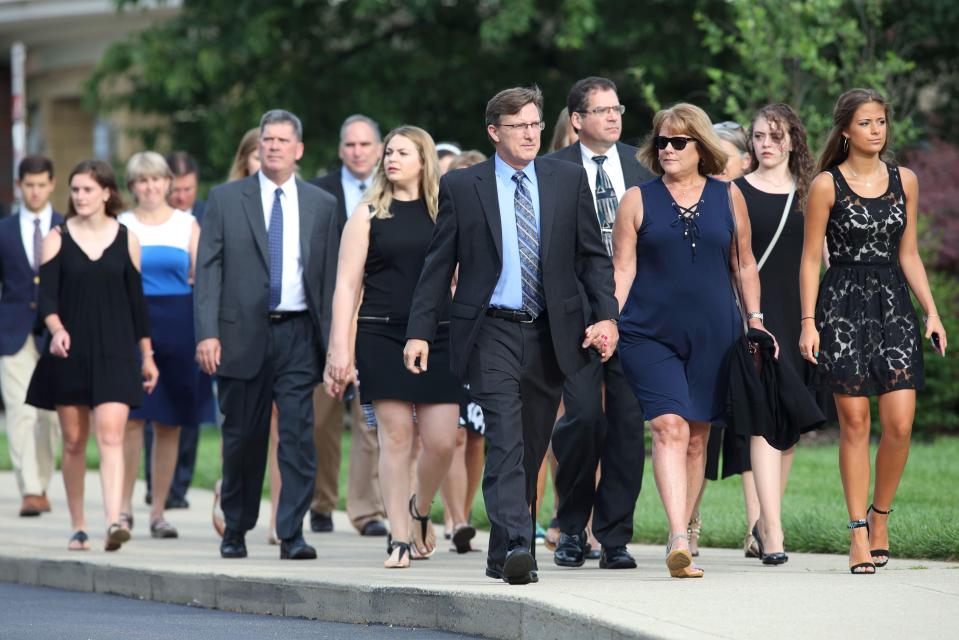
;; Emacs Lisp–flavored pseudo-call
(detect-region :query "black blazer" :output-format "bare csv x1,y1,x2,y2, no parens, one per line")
309,170,348,233
546,140,654,189
194,174,340,380
406,157,618,378
0,210,64,355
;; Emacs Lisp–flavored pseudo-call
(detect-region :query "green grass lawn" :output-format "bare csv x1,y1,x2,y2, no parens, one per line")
1,427,956,560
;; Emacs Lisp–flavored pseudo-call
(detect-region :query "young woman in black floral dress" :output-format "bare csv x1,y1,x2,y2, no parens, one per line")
800,89,947,574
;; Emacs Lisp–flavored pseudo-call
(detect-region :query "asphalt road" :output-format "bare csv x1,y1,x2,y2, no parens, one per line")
0,583,482,640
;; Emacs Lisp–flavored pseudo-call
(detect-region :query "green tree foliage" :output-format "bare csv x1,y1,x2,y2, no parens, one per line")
696,0,916,148
91,0,726,181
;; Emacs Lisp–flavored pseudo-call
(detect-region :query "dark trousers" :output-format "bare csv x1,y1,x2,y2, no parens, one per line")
217,314,319,540
551,351,645,548
467,315,564,567
144,424,199,501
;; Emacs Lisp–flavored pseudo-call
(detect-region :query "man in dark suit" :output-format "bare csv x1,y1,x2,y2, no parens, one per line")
404,86,619,585
0,155,63,517
545,77,653,570
195,109,339,560
306,114,387,537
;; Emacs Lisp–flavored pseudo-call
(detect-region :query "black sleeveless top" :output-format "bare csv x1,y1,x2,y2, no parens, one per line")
359,198,449,322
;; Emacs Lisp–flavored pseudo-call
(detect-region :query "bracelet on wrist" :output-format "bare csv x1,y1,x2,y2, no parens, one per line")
801,316,815,322
923,314,940,322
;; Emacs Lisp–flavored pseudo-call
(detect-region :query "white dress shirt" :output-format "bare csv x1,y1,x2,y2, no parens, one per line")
340,167,371,219
258,171,307,311
19,204,53,270
580,142,628,208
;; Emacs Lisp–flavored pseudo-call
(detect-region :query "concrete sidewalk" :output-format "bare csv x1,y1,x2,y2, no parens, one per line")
0,472,955,640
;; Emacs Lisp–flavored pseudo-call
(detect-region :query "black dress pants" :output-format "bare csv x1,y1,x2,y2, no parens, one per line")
217,314,320,540
467,315,564,567
551,351,645,548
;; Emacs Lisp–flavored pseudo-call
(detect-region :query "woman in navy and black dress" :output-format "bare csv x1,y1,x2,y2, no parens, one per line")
800,89,946,574
324,126,463,569
613,103,776,578
27,160,158,552
118,151,213,541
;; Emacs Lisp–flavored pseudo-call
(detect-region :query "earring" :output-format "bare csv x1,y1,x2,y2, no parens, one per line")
842,137,848,152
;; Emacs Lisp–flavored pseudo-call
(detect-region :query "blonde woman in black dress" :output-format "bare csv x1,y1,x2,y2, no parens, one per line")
325,126,462,568
27,160,158,551
800,89,946,574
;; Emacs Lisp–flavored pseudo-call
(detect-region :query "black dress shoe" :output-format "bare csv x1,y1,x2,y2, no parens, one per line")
599,545,637,569
553,531,587,568
280,535,317,560
503,547,535,585
165,496,190,510
762,552,789,565
220,530,247,559
487,559,538,584
310,510,333,533
360,520,388,537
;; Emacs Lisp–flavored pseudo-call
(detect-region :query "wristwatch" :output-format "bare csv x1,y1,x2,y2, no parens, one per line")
747,311,764,322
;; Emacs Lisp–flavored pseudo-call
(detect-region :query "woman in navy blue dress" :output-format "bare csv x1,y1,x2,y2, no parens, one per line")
613,103,776,578
118,151,213,539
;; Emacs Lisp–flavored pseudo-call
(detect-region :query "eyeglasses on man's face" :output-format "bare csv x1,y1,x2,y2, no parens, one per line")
498,121,546,132
579,105,626,117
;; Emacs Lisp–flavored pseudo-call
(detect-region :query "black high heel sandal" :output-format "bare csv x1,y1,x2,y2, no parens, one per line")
867,504,893,568
409,494,434,558
848,519,876,575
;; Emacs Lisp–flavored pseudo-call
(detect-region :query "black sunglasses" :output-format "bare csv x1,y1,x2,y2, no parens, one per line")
653,135,697,151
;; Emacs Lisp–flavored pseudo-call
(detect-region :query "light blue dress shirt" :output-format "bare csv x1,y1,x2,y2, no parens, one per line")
490,153,540,309
341,167,370,219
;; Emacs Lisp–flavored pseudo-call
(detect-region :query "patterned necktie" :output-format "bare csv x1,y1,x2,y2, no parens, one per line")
512,171,545,317
32,218,42,273
593,155,618,257
268,187,283,310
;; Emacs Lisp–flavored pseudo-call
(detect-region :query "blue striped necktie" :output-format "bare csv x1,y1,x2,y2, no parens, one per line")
511,171,545,317
268,187,283,310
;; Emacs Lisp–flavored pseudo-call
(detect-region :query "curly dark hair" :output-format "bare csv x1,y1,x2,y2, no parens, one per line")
747,103,814,209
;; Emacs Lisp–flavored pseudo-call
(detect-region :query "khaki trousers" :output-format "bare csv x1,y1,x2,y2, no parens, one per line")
0,336,59,496
311,387,384,530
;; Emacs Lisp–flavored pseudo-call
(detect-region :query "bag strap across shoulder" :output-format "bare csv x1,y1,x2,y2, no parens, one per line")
756,186,795,272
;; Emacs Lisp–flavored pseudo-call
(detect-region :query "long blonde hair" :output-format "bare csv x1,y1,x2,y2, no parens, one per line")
227,128,260,182
363,126,439,221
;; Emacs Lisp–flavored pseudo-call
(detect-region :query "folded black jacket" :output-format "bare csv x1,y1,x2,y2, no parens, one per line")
726,328,826,451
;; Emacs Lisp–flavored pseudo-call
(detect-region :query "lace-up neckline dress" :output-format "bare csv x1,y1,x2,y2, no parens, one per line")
813,163,924,396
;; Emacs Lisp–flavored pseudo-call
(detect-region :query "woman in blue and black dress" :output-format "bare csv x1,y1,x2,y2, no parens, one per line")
800,89,946,574
118,151,213,540
613,103,776,578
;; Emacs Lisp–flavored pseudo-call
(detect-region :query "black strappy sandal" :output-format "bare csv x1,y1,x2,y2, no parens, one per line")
867,504,893,568
848,519,876,575
68,530,90,551
385,537,411,569
408,494,434,558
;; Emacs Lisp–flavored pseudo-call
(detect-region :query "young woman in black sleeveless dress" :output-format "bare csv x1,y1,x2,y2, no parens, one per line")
26,160,157,552
324,127,464,568
800,90,946,574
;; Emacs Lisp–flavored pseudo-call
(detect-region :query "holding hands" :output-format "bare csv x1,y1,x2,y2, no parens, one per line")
324,345,356,399
583,319,619,362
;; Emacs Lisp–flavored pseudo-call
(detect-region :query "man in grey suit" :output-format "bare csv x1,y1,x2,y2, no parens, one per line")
195,109,339,560
545,77,652,570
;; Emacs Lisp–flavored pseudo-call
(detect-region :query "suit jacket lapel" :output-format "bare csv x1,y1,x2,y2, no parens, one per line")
11,214,32,271
618,141,642,188
474,159,503,264
296,179,314,271
535,158,556,266
241,175,268,267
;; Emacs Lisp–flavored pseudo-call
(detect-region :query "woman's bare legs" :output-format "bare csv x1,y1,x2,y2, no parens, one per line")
411,403,459,553
267,404,281,543
149,422,180,527
58,405,91,535
835,394,874,571
92,402,130,528
440,427,469,535
375,400,416,567
464,430,485,517
120,418,145,521
750,436,796,555
869,389,916,565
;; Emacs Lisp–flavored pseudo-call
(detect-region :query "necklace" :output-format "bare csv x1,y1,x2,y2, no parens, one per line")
663,177,705,202
847,161,883,187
